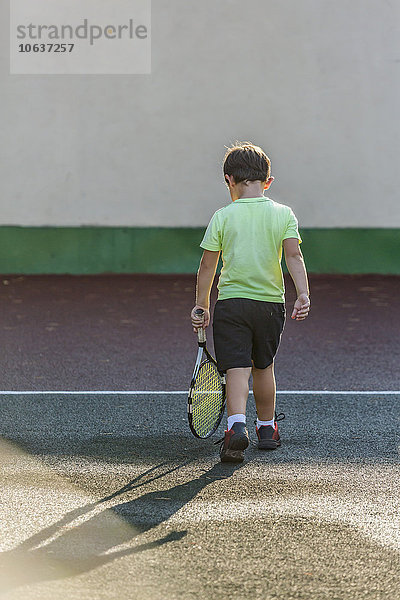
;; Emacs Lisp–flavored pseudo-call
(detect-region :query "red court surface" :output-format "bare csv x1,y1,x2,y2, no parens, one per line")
0,274,398,392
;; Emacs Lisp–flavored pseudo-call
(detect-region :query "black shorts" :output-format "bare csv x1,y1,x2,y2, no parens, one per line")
212,298,285,372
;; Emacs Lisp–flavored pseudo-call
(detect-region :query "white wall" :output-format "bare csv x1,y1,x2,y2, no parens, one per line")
1,0,399,227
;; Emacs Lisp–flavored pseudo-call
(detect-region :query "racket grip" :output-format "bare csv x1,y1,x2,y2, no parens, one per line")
195,308,206,344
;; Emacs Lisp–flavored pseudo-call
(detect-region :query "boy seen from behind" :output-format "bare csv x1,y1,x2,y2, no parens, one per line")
191,142,310,462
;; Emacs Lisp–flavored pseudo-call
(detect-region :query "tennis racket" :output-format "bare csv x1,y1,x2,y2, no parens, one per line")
187,308,226,438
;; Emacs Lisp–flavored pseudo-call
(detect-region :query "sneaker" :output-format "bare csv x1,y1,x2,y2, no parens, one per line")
256,423,281,449
218,422,250,463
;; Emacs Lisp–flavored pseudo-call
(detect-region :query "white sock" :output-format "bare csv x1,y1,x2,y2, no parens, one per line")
257,418,275,429
227,413,246,430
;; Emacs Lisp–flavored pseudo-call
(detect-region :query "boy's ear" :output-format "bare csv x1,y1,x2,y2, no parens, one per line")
264,176,274,189
225,174,234,187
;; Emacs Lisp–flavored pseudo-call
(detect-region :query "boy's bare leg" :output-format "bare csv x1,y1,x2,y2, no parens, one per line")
252,363,276,421
226,367,252,416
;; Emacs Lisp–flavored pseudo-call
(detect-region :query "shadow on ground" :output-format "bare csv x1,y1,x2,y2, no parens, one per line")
0,459,243,593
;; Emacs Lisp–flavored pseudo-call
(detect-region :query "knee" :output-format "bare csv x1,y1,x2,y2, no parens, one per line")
252,360,274,372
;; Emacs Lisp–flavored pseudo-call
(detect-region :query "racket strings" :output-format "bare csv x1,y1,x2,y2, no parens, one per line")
191,359,224,437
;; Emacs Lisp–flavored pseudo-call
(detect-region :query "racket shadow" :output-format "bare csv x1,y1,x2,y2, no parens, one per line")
0,460,242,593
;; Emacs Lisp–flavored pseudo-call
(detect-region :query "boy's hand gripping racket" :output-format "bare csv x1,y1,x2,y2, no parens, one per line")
187,309,226,438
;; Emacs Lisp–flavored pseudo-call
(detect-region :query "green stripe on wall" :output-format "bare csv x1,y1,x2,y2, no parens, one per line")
299,229,400,274
0,227,398,274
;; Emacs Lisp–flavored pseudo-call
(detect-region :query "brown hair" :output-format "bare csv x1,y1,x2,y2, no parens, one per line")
223,142,271,183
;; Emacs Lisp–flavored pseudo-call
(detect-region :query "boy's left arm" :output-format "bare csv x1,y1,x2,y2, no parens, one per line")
191,250,220,331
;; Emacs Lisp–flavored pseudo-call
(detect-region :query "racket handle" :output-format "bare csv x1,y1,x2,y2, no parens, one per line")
195,308,206,344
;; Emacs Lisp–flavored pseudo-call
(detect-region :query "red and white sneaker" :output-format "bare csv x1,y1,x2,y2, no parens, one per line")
256,413,285,450
218,422,250,463
256,423,281,449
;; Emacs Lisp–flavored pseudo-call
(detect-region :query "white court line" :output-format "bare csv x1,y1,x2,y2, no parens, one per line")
0,390,399,395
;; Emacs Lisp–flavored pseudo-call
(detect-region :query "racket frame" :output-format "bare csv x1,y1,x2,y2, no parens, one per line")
187,319,226,439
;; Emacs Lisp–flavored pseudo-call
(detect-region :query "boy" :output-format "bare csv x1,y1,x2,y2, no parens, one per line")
190,142,310,463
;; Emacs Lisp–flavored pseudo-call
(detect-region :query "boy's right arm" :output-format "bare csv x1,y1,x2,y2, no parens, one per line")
283,238,310,321
191,249,220,331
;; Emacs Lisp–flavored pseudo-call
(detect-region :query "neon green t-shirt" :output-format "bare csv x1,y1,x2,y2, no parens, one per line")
200,196,301,303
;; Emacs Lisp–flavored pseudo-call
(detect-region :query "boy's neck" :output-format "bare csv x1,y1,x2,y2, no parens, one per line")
231,181,265,201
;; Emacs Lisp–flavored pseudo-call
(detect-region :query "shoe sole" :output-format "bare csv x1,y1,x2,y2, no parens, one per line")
220,449,245,463
258,438,281,450
220,432,249,463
